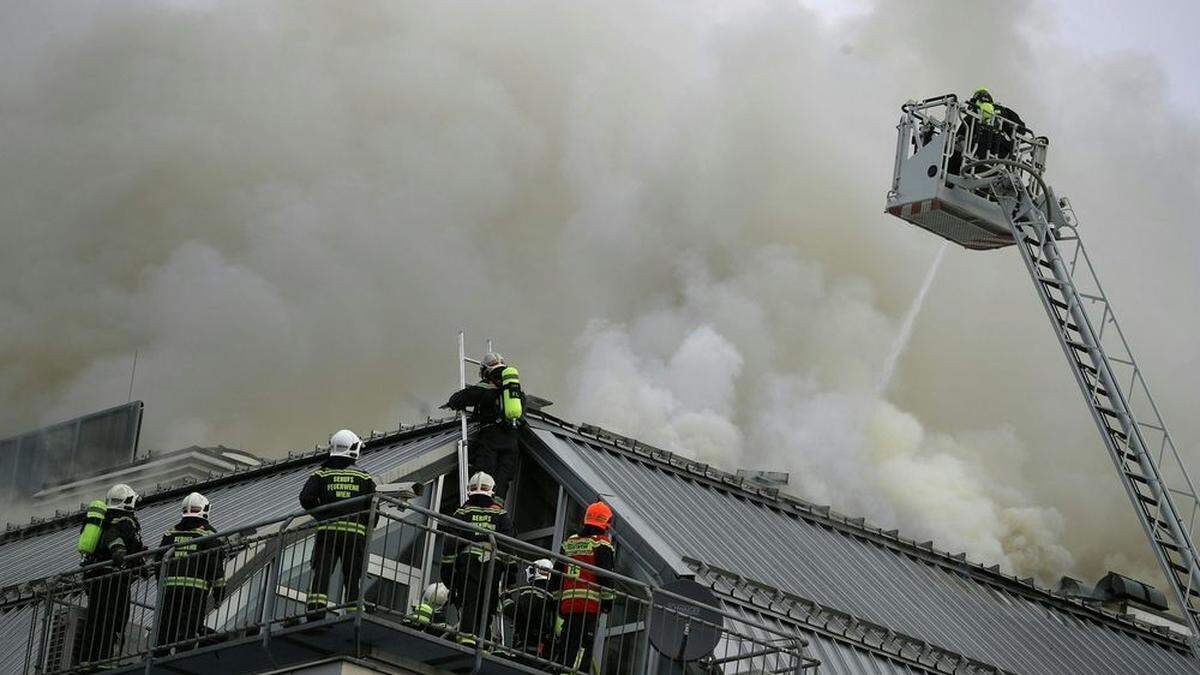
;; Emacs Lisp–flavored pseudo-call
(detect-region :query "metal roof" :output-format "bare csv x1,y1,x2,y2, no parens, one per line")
0,421,460,589
530,421,1198,675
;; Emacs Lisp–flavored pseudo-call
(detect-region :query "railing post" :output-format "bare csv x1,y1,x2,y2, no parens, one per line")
34,580,55,675
353,497,377,657
260,517,295,649
470,533,499,674
640,594,656,674
145,551,170,673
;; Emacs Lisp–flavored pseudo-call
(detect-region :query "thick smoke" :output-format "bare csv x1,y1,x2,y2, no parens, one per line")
2,1,1197,587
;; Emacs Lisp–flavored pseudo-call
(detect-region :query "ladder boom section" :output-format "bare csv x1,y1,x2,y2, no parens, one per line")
997,173,1200,639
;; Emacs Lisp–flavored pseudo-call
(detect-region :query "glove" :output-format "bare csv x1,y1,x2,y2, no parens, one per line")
554,615,564,637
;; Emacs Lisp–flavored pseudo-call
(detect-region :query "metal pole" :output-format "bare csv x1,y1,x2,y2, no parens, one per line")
471,534,499,675
457,331,470,501
260,516,295,649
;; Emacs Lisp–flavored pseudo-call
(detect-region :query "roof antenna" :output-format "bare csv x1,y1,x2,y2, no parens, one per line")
126,350,139,403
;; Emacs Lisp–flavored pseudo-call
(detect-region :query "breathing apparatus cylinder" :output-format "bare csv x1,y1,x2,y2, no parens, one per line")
501,366,523,422
77,500,107,555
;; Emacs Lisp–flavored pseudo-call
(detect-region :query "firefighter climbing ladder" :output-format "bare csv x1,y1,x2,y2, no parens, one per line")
989,166,1200,641
887,95,1200,647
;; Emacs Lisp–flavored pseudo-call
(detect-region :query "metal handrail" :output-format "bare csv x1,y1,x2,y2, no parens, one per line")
8,493,815,673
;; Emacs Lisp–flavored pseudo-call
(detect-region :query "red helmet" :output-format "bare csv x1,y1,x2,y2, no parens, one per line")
583,501,613,530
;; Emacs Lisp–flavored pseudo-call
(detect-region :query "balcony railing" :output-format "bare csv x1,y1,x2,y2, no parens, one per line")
3,494,818,674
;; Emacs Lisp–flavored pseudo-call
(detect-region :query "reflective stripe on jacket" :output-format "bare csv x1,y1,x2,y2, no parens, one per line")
558,533,614,615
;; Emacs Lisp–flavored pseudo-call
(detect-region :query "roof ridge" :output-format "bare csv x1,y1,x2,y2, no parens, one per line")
0,417,458,544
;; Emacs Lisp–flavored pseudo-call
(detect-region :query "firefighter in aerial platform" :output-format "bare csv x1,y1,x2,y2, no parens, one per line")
440,471,513,646
299,429,377,620
443,352,524,504
556,501,616,674
954,87,1029,171
77,483,146,668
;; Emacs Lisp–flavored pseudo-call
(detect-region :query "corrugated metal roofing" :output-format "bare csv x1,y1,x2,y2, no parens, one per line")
0,605,38,675
722,599,933,674
534,426,1199,675
0,425,459,589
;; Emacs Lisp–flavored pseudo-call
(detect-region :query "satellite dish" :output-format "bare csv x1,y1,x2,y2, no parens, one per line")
648,578,723,662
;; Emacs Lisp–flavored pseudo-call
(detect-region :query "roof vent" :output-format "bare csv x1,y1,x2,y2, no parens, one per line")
736,470,789,488
1094,571,1168,611
1056,576,1098,603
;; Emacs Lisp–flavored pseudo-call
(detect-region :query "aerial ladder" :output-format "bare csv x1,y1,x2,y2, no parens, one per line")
886,94,1200,646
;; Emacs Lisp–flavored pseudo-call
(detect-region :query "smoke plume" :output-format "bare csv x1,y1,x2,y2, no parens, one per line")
2,1,1198,587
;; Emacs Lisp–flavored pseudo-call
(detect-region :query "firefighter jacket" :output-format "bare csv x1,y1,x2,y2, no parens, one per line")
299,456,377,536
556,526,614,615
500,577,557,648
84,511,146,578
157,517,227,597
408,602,448,627
441,494,513,568
444,371,523,428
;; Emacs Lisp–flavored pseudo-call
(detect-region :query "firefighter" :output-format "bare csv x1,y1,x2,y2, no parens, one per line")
556,501,615,674
299,429,377,620
408,582,451,635
439,471,512,646
77,483,146,667
442,352,524,503
500,558,557,661
155,492,226,653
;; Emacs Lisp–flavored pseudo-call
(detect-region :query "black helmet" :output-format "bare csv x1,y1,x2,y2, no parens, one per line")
971,87,993,103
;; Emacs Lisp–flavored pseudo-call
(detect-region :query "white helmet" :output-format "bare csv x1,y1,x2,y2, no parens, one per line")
422,582,450,609
479,352,505,379
527,558,553,583
329,429,362,460
181,492,211,520
106,483,138,511
467,471,495,497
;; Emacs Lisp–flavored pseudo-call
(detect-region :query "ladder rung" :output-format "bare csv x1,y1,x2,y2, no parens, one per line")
1039,277,1063,289
1049,297,1071,311
1138,493,1160,508
1127,472,1150,485
1155,538,1182,554
1037,258,1056,271
1065,339,1090,353
1095,405,1121,419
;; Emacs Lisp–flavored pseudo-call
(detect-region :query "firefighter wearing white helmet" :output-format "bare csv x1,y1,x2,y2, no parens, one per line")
78,484,146,664
442,351,525,504
156,492,227,650
408,582,451,632
500,557,557,658
440,471,512,646
298,429,377,621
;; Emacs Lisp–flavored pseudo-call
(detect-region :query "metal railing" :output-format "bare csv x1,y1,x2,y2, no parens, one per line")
6,494,817,674
892,93,1049,199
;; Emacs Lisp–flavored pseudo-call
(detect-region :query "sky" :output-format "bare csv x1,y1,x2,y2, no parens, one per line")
1,0,1198,591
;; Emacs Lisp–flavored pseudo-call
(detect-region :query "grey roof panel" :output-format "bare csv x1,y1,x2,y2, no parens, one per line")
0,426,459,589
535,427,1198,675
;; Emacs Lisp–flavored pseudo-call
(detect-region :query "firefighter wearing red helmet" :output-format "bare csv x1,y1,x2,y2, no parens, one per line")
555,501,615,673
